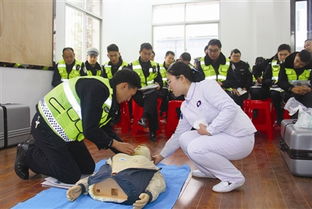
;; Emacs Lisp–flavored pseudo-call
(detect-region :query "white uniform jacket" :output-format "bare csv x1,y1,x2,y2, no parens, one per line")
160,80,256,158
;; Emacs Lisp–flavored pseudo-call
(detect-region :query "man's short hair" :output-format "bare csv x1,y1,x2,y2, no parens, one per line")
298,50,312,64
230,49,241,55
140,43,153,52
305,39,312,43
107,44,119,52
277,44,291,52
207,39,222,48
180,52,191,62
165,51,175,57
63,47,74,54
111,68,141,89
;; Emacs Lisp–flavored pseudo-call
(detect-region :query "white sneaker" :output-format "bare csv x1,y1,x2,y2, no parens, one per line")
212,180,245,193
192,169,215,178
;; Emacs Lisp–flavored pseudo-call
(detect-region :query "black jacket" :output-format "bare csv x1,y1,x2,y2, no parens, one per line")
225,61,252,89
278,52,312,92
82,61,102,76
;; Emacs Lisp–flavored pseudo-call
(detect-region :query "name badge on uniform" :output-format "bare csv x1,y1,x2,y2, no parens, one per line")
196,100,201,107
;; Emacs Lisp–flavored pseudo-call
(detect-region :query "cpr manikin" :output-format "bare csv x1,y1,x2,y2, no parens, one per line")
66,145,166,209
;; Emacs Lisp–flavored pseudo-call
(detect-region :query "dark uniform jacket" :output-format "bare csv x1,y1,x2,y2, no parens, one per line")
225,61,252,90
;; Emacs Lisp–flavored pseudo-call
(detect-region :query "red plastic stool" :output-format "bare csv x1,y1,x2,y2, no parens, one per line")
243,99,274,140
114,102,130,133
165,100,183,137
131,98,162,135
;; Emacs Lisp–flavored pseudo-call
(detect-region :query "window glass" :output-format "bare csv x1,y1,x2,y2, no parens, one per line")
153,4,184,24
86,0,101,16
186,1,219,22
153,25,184,63
86,15,100,56
186,24,218,59
65,6,83,61
295,1,307,51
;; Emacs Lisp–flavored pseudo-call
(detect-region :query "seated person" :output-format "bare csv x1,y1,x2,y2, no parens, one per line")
225,49,252,107
250,56,270,100
66,145,166,209
278,49,312,108
262,44,291,124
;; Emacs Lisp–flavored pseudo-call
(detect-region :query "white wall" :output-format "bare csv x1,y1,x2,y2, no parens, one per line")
0,67,53,121
101,0,290,65
220,0,290,64
101,0,152,63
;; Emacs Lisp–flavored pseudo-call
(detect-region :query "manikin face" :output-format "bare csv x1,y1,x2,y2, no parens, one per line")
107,51,121,65
293,54,308,69
63,49,75,65
165,54,175,66
304,41,312,53
277,50,290,63
87,55,98,65
207,45,221,61
116,83,137,104
230,53,241,63
140,48,153,62
167,74,185,97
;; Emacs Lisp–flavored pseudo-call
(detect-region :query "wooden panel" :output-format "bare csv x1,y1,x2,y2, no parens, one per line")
0,0,53,66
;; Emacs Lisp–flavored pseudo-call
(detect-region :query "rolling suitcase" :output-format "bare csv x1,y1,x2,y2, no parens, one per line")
280,119,312,177
0,103,31,149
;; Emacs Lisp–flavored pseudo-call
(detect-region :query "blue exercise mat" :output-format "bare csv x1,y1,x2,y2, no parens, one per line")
12,161,190,209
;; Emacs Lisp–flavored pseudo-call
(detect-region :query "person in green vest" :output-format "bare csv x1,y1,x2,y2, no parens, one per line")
194,39,231,90
278,49,312,109
52,47,84,87
15,69,141,184
129,43,163,141
159,51,175,115
102,44,128,79
82,48,103,76
262,44,291,125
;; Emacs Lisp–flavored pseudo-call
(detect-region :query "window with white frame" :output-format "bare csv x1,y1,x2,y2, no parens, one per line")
65,0,102,62
152,1,219,63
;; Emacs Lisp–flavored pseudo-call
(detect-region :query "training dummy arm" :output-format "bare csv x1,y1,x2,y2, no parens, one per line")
66,177,89,201
133,171,166,209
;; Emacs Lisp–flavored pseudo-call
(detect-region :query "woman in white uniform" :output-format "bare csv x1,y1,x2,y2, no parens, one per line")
153,62,256,193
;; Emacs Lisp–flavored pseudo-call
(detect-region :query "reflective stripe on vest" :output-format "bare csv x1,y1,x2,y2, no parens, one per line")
200,57,230,81
271,60,280,82
132,60,158,87
103,61,128,79
38,76,113,142
285,68,311,82
159,64,167,83
57,60,82,79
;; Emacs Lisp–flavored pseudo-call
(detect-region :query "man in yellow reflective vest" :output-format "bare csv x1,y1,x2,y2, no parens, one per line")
278,50,312,109
15,69,141,184
102,44,128,79
262,44,291,124
194,39,231,89
52,47,84,87
129,43,163,141
82,48,103,76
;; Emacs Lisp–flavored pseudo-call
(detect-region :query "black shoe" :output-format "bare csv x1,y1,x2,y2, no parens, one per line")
15,143,30,180
149,131,156,142
138,117,148,128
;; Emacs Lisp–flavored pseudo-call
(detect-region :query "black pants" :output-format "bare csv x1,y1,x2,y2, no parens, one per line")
270,90,284,123
133,90,158,132
227,91,249,107
26,112,95,184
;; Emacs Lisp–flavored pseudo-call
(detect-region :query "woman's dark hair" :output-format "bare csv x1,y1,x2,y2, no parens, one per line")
167,61,197,82
110,68,141,88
